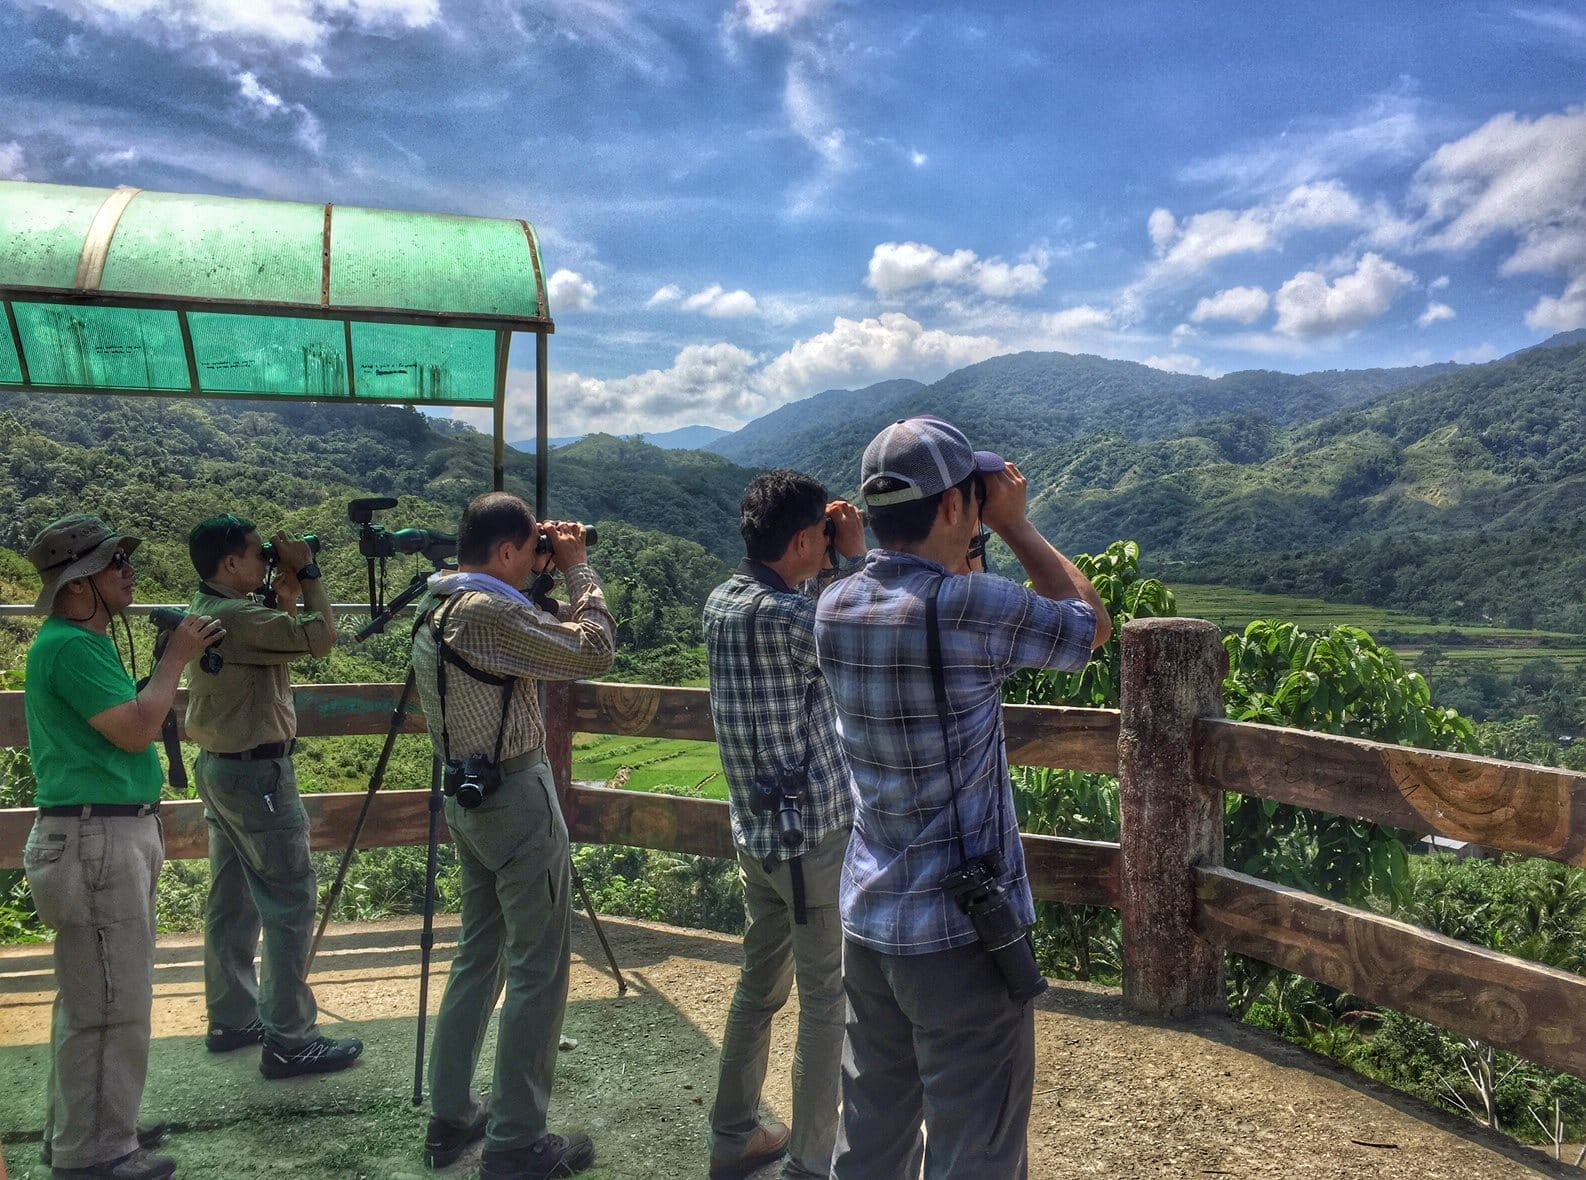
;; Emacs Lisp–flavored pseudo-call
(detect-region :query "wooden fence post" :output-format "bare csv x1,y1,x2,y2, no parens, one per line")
544,679,575,812
1119,617,1227,1018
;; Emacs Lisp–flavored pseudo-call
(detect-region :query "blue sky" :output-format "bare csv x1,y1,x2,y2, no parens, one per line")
2,0,1584,439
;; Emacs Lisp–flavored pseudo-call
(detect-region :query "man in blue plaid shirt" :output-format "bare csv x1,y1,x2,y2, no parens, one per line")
703,470,867,1180
815,417,1111,1180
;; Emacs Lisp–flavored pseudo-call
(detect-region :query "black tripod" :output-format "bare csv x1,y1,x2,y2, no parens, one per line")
306,568,628,1107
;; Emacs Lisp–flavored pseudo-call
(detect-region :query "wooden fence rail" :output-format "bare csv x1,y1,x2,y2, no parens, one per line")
2,618,1585,1084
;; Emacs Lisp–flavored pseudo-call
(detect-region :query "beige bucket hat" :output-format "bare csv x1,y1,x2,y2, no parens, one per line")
26,514,142,612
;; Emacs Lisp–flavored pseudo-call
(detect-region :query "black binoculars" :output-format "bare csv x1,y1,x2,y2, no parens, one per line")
147,607,224,675
534,525,598,555
260,534,320,567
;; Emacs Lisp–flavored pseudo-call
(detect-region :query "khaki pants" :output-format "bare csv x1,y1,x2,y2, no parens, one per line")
429,759,572,1153
711,827,848,1179
23,813,163,1171
195,751,319,1048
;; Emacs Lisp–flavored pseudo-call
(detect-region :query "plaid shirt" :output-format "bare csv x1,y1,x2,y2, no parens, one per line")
411,566,615,763
705,562,855,863
814,550,1098,955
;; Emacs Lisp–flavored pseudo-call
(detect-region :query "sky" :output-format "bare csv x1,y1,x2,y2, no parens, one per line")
2,0,1585,440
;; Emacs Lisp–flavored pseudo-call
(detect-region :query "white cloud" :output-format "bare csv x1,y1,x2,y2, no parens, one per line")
1041,305,1111,337
1416,301,1455,328
645,285,683,308
1143,353,1216,376
234,71,323,153
1147,180,1374,280
1527,276,1586,332
0,141,26,180
22,0,440,56
1429,274,1451,291
1453,342,1500,364
1189,285,1270,325
909,149,927,168
725,0,830,37
760,312,1000,395
515,311,1001,436
546,268,597,311
1273,252,1415,339
681,285,760,318
866,241,1047,299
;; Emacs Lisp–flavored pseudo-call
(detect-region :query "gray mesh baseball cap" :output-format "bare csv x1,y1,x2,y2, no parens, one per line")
860,417,1005,506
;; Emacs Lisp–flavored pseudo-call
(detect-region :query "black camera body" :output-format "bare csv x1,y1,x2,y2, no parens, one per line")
443,754,502,810
750,766,805,850
148,607,223,675
940,852,1048,1003
260,534,320,567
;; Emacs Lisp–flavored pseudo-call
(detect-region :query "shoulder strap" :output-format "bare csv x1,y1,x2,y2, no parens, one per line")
431,593,515,766
925,577,971,867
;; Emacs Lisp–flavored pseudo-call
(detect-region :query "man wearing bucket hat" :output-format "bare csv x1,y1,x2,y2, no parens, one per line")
814,418,1111,1180
22,515,223,1180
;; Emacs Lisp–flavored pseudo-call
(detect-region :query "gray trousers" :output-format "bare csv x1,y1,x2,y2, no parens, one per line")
195,751,319,1049
429,759,572,1153
711,827,848,1179
23,812,163,1171
830,939,1035,1180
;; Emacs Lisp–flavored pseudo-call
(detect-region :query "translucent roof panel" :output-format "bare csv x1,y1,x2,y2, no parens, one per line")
0,180,552,408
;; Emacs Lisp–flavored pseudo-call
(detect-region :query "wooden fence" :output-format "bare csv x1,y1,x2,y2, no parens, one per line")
2,617,1584,1081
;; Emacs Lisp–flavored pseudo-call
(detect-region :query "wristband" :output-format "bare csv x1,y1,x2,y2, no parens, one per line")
296,563,322,581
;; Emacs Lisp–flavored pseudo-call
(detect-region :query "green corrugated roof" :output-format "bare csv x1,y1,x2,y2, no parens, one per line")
0,181,553,407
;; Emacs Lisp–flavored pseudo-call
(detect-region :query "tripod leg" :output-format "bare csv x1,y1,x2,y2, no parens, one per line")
307,667,418,974
414,756,445,1107
571,860,628,996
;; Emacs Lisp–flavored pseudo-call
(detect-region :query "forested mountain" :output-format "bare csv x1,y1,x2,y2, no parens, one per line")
708,351,1462,494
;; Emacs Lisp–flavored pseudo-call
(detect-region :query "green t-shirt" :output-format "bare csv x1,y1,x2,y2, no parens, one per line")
24,616,162,807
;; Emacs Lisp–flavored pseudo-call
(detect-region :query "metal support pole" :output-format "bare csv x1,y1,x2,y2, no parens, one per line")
535,331,549,518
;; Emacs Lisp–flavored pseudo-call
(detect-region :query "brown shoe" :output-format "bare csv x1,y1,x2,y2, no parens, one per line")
708,1121,790,1180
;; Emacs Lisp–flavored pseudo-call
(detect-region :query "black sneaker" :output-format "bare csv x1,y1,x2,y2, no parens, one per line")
424,1098,490,1169
480,1133,595,1180
259,1034,364,1080
50,1146,176,1179
205,1018,266,1052
43,1123,166,1166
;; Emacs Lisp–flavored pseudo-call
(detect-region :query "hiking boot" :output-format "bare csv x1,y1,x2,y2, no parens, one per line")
708,1121,791,1179
259,1034,364,1080
424,1098,490,1169
50,1146,177,1179
205,1018,266,1053
479,1132,595,1179
43,1124,166,1166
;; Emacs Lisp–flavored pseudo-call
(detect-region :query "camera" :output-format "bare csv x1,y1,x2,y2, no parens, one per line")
533,524,598,555
940,852,1047,1003
260,534,320,567
348,497,458,564
443,754,502,810
148,607,223,675
750,766,804,850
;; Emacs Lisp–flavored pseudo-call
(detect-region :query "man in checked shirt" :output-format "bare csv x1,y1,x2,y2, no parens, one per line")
703,471,866,1180
815,417,1111,1180
410,492,614,1180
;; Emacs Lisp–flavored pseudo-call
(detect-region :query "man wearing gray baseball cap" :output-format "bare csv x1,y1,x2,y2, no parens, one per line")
815,418,1111,1179
22,515,223,1180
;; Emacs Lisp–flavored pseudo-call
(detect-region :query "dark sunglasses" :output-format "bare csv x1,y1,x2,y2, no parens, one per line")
106,550,132,570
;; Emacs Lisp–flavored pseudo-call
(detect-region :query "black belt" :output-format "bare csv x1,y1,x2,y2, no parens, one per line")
39,802,161,818
211,740,296,761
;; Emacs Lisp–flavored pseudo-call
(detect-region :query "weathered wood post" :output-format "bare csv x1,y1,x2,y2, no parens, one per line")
1119,617,1227,1017
544,679,575,814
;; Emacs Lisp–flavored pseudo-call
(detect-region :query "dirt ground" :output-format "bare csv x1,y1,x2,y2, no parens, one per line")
0,914,1569,1179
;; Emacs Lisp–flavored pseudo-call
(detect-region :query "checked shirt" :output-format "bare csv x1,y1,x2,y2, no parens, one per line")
704,563,855,864
814,550,1097,956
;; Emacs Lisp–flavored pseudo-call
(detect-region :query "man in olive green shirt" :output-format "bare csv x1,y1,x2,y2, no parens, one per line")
183,514,362,1080
25,514,223,1180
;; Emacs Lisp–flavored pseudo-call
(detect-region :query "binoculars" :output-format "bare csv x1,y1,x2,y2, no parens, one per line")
260,534,320,567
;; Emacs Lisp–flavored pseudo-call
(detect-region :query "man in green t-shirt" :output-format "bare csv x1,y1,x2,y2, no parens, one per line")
23,515,222,1180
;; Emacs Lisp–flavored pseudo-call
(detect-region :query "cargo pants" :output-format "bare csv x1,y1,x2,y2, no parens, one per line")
194,751,319,1049
23,811,163,1171
429,756,573,1153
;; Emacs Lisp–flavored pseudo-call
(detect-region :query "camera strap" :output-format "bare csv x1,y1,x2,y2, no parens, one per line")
925,576,1007,869
744,586,810,924
429,593,514,770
